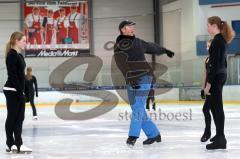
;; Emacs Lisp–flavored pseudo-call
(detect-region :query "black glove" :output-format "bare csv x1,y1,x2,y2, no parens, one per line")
36,94,38,97
201,89,205,99
128,78,140,89
166,49,175,58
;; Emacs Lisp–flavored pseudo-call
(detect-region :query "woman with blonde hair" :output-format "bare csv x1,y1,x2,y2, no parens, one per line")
25,67,38,120
3,31,32,153
204,16,235,150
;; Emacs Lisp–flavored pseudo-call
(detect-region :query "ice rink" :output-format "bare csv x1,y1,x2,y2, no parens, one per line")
0,102,240,159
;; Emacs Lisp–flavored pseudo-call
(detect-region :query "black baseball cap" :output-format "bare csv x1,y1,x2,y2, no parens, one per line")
118,20,136,31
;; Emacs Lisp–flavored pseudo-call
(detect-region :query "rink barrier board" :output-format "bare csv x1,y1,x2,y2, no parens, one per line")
1,100,240,108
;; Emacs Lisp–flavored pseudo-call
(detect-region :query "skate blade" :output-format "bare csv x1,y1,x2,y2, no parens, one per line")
143,141,160,148
207,148,227,151
6,149,11,153
127,144,134,149
206,146,227,152
12,149,32,154
5,150,12,154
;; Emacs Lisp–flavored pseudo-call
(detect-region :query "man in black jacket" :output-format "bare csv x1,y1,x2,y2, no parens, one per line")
114,20,174,147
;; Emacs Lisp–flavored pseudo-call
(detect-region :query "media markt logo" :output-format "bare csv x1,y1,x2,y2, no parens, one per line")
38,50,79,57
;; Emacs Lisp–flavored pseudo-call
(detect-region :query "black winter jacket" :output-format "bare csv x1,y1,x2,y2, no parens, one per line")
4,49,26,94
207,33,227,84
114,35,171,81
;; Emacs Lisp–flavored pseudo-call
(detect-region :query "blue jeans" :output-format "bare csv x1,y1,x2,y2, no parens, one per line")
127,75,160,138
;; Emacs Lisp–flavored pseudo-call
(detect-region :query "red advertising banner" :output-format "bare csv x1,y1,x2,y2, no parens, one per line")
24,1,91,57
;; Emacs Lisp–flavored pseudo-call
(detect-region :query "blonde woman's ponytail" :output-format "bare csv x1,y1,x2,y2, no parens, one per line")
5,41,11,58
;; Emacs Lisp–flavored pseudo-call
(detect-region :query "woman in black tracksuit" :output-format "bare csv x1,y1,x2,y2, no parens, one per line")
25,67,38,119
205,16,235,150
3,32,31,153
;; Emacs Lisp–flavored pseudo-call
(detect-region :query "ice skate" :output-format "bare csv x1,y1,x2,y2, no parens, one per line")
126,136,137,148
33,115,38,120
206,135,227,150
143,134,161,145
201,130,211,142
12,145,32,154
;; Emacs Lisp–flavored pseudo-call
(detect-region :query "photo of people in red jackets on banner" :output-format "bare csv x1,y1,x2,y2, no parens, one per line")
24,1,90,57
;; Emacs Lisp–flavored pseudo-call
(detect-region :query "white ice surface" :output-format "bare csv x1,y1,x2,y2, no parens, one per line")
0,103,240,159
